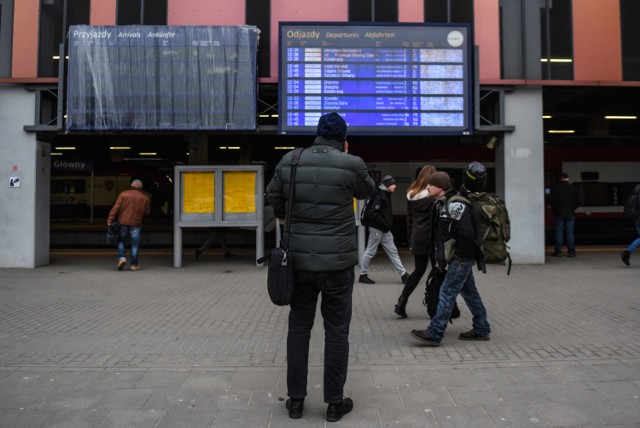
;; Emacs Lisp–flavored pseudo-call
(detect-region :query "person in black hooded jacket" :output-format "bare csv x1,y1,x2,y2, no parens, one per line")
358,175,409,285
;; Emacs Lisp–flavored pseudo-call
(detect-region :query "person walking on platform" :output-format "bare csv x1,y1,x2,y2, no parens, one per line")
194,228,236,260
550,172,579,257
410,170,491,347
621,183,640,266
359,175,409,285
108,179,150,271
266,112,376,422
394,165,437,318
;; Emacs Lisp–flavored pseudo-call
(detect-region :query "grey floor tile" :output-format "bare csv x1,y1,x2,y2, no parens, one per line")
535,402,605,427
42,409,110,428
380,407,439,427
156,409,217,428
431,405,497,428
98,409,164,428
483,404,552,428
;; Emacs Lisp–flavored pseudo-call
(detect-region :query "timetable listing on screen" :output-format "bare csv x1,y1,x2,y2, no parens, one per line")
279,23,472,136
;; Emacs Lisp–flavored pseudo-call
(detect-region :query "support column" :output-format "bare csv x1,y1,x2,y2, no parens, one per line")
188,134,209,165
0,86,50,267
500,87,545,264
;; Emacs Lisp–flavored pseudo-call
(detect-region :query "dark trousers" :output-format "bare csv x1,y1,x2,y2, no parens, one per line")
287,268,354,404
400,254,431,299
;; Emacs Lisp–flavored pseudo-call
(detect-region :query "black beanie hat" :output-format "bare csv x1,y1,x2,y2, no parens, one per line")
427,171,452,190
317,112,347,142
382,175,396,187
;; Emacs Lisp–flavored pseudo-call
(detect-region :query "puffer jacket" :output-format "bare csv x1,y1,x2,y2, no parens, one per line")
266,136,376,271
108,188,150,227
406,188,434,256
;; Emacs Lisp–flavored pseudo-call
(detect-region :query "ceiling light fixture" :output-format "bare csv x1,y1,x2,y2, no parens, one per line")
55,146,76,150
604,115,637,120
548,130,575,134
109,146,130,150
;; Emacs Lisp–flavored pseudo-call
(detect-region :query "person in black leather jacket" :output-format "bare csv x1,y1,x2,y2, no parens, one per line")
410,170,491,347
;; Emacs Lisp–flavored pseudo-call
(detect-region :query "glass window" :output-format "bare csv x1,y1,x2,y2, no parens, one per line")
246,0,270,77
621,0,640,80
424,0,472,23
0,1,14,77
117,0,167,25
540,0,573,80
349,0,397,22
38,0,90,77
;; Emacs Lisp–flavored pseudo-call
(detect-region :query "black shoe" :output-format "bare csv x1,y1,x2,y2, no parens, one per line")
551,251,561,257
358,274,375,284
621,250,630,267
568,253,576,258
195,249,202,261
401,273,409,284
410,329,440,346
394,296,408,318
459,329,490,341
285,398,304,419
224,251,236,259
326,397,353,422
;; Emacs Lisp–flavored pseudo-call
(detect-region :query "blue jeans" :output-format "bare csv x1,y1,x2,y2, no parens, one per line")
117,225,141,265
427,259,490,342
554,215,576,254
628,224,640,253
287,268,354,404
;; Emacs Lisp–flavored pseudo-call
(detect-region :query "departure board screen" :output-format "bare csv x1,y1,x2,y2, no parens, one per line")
278,23,472,136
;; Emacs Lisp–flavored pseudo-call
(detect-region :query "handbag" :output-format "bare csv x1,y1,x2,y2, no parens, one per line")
266,148,304,306
106,222,120,246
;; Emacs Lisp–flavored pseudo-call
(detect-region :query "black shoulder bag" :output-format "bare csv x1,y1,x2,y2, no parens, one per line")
267,148,304,306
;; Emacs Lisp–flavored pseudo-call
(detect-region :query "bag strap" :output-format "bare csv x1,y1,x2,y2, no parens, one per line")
282,148,305,250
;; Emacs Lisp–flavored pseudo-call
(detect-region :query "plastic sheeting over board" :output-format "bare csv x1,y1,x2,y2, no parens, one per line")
66,25,259,131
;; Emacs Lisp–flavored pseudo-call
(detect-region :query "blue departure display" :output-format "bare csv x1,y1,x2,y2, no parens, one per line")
278,23,472,136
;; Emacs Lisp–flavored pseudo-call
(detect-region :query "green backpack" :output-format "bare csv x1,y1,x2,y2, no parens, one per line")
448,192,512,275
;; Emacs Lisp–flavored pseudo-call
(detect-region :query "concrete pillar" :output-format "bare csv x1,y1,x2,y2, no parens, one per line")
0,86,51,267
500,87,545,264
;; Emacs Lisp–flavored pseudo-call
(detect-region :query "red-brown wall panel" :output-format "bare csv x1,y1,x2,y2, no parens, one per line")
91,0,116,25
168,0,245,25
269,0,348,80
12,0,39,77
572,0,622,81
474,0,501,83
398,0,423,23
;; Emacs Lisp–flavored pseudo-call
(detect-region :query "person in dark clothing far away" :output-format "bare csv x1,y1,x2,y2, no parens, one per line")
266,112,376,422
621,183,640,266
550,172,579,257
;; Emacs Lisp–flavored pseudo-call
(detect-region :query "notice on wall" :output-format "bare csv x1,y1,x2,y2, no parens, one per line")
9,177,20,188
183,172,215,213
223,171,256,213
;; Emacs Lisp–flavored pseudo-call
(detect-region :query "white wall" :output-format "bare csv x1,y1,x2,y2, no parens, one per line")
0,86,50,267
502,87,545,264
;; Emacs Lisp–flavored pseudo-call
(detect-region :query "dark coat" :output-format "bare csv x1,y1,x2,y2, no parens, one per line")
550,181,579,218
365,187,394,233
406,189,434,256
432,189,476,267
265,136,376,271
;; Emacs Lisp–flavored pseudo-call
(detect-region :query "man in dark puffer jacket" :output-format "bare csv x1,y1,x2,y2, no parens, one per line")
266,112,376,422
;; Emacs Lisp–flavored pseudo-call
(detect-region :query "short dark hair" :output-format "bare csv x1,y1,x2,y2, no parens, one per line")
561,173,570,180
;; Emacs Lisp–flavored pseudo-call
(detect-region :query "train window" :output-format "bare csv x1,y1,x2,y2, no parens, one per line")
580,171,599,181
51,180,86,194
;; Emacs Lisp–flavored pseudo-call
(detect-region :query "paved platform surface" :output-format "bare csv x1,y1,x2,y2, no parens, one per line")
0,247,639,427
